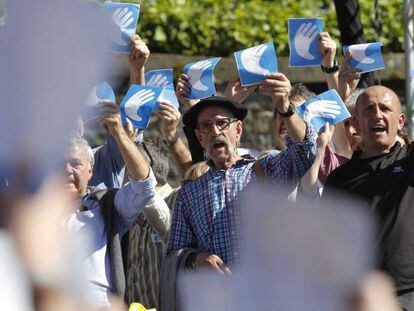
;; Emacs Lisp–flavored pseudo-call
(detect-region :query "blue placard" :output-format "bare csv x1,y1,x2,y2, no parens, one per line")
183,57,221,100
343,42,385,74
104,2,140,53
120,85,163,129
84,81,116,122
145,69,179,109
295,89,351,132
234,42,278,87
95,81,116,102
289,18,323,67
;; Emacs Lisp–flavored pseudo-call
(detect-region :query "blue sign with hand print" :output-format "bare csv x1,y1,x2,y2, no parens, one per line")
234,42,278,87
296,89,350,132
145,69,179,109
289,18,323,67
343,42,385,73
183,58,221,100
84,81,116,122
120,85,162,129
104,2,140,53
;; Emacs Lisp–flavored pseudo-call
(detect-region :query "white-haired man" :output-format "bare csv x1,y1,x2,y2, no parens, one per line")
64,103,156,306
167,73,317,272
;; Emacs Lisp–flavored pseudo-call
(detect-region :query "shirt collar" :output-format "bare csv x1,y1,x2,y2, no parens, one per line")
352,141,402,161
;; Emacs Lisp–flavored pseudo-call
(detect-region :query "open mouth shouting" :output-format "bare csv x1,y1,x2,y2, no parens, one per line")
206,138,233,160
370,123,387,135
212,139,228,150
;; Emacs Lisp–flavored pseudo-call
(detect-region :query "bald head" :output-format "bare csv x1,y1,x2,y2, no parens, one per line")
354,85,405,158
356,85,401,115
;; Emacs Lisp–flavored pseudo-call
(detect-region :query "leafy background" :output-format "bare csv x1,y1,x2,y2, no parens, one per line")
117,0,403,56
0,0,404,55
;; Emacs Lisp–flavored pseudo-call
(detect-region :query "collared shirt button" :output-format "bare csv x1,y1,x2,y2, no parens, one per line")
228,209,233,214
231,231,235,235
234,252,238,257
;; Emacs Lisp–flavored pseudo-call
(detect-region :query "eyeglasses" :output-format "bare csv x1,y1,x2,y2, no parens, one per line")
196,117,238,134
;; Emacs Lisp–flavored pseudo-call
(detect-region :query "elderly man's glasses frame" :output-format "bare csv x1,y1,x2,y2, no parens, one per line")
196,117,238,134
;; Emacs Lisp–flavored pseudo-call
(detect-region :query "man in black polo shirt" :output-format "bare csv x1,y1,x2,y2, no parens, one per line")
323,85,414,310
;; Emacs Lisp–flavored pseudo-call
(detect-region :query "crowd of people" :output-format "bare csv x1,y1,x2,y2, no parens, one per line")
1,5,414,311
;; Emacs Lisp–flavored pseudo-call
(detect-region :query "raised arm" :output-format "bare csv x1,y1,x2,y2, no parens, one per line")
259,73,307,142
158,102,193,178
129,34,150,86
100,101,150,180
331,120,353,159
300,123,333,196
318,32,339,91
338,52,362,102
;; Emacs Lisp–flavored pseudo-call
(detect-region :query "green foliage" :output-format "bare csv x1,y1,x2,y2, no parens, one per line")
115,0,403,56
359,0,404,53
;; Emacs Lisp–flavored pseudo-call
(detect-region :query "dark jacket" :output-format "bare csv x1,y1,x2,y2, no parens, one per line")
323,142,414,292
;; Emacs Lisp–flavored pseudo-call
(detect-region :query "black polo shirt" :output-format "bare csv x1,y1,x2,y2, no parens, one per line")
323,142,414,292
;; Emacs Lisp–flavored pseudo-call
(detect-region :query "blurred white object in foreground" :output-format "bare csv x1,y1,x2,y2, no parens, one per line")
0,0,111,190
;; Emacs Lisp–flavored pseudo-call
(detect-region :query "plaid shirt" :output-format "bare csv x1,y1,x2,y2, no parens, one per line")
167,128,316,265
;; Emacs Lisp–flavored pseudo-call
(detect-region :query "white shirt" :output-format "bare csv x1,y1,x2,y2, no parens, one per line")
66,170,157,306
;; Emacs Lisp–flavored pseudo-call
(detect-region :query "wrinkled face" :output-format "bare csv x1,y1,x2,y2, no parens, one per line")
355,86,405,154
195,106,242,168
64,145,92,198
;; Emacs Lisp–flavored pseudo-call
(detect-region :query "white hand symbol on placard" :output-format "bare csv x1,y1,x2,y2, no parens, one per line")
110,7,135,46
294,22,318,60
187,60,212,91
349,44,375,64
124,89,154,122
240,44,269,75
303,100,342,124
147,74,169,87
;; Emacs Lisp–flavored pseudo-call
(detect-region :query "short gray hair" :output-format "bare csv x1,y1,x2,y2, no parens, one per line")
69,135,94,167
346,88,365,113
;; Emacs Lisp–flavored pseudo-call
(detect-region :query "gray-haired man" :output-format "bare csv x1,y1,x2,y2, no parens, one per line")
64,102,156,307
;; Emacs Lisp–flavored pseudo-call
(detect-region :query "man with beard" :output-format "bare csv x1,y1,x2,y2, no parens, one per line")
323,85,414,310
166,73,317,273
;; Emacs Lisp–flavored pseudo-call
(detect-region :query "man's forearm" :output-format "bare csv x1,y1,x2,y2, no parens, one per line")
283,113,307,143
113,128,150,180
143,193,171,242
332,123,352,158
325,72,339,90
300,147,324,196
129,67,145,86
169,138,193,178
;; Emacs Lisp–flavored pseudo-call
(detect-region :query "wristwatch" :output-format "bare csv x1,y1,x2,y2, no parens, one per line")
278,102,296,118
321,58,339,74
